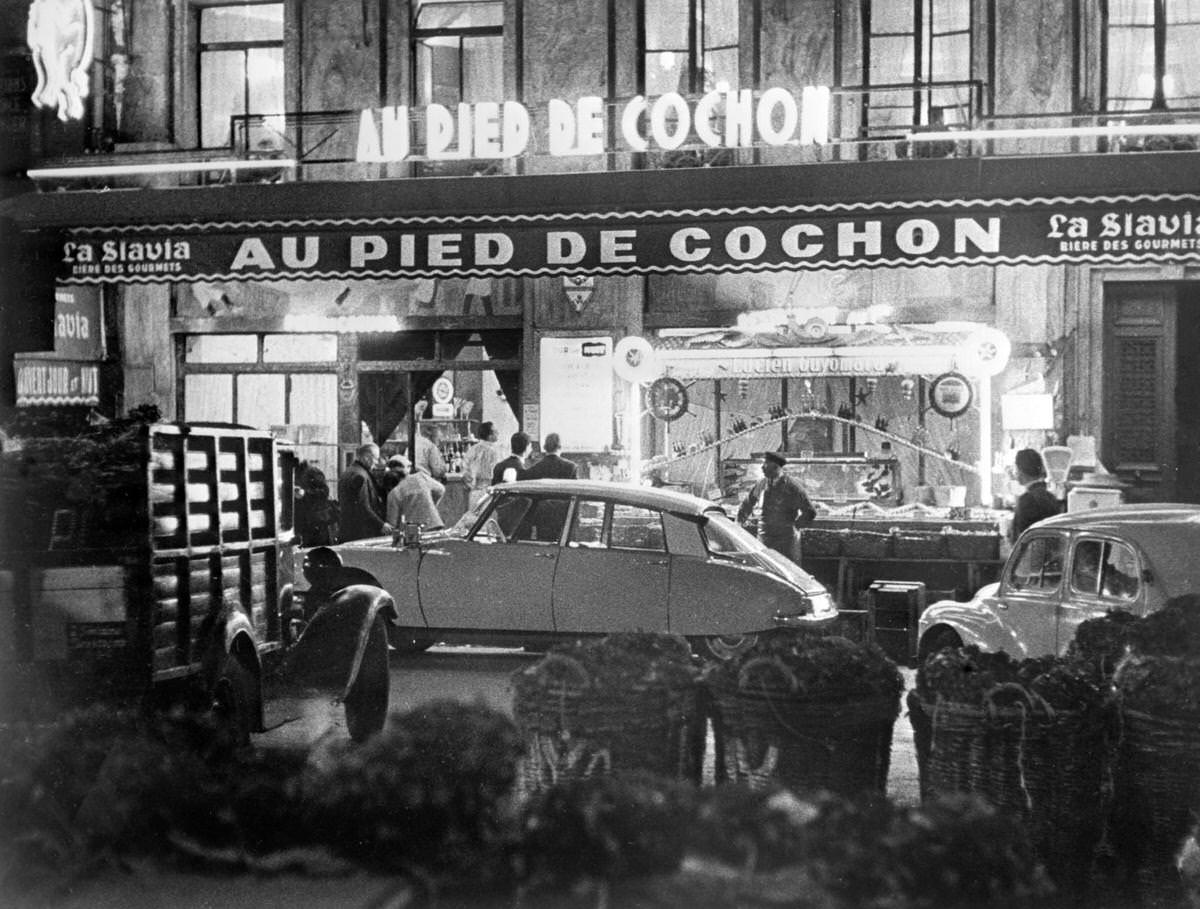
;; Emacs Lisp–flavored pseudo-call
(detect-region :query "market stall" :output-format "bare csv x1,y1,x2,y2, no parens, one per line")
634,318,1012,606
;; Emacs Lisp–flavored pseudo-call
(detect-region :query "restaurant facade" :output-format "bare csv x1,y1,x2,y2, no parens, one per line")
3,0,1199,551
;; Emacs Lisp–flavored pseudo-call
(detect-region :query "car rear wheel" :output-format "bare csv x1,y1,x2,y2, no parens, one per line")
700,633,759,662
917,626,963,664
345,615,391,743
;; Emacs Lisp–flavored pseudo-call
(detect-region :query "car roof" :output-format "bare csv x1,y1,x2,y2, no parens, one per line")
1030,503,1200,560
490,479,724,518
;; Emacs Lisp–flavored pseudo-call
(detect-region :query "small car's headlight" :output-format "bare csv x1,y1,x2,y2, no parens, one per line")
303,547,343,590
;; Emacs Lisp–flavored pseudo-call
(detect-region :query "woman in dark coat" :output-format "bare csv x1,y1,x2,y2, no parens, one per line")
295,461,338,546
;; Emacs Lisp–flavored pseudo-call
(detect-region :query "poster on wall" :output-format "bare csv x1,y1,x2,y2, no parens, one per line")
538,337,612,452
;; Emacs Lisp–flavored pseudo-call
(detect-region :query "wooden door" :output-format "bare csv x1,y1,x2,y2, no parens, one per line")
1102,285,1177,502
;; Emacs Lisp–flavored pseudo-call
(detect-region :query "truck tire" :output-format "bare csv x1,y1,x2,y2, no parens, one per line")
345,614,391,743
214,654,256,748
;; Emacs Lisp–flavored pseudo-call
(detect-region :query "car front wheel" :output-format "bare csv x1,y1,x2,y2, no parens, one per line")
699,633,759,662
917,626,963,664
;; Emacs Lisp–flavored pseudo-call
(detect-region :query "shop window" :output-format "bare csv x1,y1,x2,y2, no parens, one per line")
186,334,258,363
865,0,973,134
1104,0,1200,111
198,2,284,149
644,0,739,96
263,333,338,362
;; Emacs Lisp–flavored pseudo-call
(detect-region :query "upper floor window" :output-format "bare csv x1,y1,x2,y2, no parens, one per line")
1105,0,1200,111
644,0,739,96
198,2,284,149
865,0,972,131
412,0,504,107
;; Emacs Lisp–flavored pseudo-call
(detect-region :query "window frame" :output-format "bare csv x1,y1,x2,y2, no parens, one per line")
194,1,284,150
1003,532,1066,596
1068,535,1142,601
642,0,740,96
410,0,504,108
1102,0,1200,111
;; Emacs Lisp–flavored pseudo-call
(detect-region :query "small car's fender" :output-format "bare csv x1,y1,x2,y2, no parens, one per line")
284,584,398,693
918,587,1018,656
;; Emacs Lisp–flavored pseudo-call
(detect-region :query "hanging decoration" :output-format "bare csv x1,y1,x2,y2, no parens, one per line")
928,372,974,419
613,336,658,383
647,377,689,422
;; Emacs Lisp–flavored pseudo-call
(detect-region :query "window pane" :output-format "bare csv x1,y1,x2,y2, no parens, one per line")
237,373,286,430
703,46,739,92
415,0,503,30
569,500,607,547
646,50,687,95
263,334,338,362
1108,0,1154,26
646,0,690,49
185,374,234,422
930,32,969,81
247,47,284,115
1070,540,1104,595
610,504,666,551
463,35,503,102
418,38,463,106
929,0,970,33
200,49,245,147
1165,9,1200,104
1106,25,1156,106
870,36,915,83
186,335,257,363
288,373,339,481
1100,542,1140,600
871,0,914,35
201,3,283,42
510,497,572,544
1008,536,1064,593
704,0,739,48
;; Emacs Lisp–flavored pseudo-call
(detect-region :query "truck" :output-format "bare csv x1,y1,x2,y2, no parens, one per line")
0,419,396,742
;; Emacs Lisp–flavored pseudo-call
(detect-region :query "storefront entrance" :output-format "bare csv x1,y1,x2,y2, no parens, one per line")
1103,282,1200,504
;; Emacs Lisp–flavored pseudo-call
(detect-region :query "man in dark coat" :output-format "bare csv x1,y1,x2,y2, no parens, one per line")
492,431,531,484
737,451,816,561
337,443,393,541
1010,448,1063,541
523,432,578,480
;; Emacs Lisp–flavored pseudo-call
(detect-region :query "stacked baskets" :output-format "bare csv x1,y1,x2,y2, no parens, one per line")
707,632,904,796
512,633,704,793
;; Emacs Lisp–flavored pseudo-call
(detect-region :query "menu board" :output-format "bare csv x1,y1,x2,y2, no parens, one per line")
538,336,612,452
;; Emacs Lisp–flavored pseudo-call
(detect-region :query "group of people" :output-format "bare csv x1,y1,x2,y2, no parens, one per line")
313,423,579,544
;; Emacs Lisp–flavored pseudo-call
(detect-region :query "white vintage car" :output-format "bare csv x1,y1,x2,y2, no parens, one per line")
301,479,837,660
917,504,1200,661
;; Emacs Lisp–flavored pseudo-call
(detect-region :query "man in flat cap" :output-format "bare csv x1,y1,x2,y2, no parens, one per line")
737,451,817,561
1010,448,1062,541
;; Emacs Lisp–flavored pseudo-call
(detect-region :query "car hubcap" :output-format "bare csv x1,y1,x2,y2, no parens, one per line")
706,633,758,661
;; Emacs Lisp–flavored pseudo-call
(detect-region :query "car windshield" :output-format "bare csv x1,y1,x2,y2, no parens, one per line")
704,511,766,556
451,492,495,537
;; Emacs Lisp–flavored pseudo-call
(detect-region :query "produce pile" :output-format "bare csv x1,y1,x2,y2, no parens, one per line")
915,645,1108,713
511,631,698,700
708,630,904,704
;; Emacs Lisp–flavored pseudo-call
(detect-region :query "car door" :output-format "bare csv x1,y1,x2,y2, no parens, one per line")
991,531,1066,658
1059,536,1143,651
553,499,670,634
417,492,565,632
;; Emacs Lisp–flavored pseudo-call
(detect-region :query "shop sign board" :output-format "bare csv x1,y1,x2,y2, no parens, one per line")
54,193,1200,284
53,284,103,359
14,353,100,406
538,337,612,452
661,346,985,379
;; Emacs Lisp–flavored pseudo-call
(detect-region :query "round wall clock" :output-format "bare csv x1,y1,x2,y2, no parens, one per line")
928,371,973,419
648,377,689,422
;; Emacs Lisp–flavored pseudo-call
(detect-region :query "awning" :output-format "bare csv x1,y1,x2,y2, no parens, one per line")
3,151,1198,283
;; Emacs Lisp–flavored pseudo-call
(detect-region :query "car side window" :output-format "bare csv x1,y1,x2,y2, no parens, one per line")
1100,541,1140,600
1007,534,1065,594
509,496,572,544
1070,539,1104,595
568,500,608,548
609,504,666,551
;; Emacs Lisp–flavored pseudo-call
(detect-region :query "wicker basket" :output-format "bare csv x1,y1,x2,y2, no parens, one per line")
513,653,705,794
913,688,1111,890
1109,706,1200,896
710,656,900,796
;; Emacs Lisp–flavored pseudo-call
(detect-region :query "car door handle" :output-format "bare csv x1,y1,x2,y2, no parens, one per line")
641,559,669,566
423,549,449,557
534,551,557,559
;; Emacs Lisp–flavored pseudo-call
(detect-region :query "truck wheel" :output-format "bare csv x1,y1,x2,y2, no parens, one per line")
345,615,391,743
700,633,759,662
214,655,256,748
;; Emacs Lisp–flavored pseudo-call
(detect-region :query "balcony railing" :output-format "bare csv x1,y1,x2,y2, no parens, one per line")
23,85,1200,190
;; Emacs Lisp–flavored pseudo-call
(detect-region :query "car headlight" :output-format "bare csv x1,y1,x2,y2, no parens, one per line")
772,589,836,625
805,591,836,616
